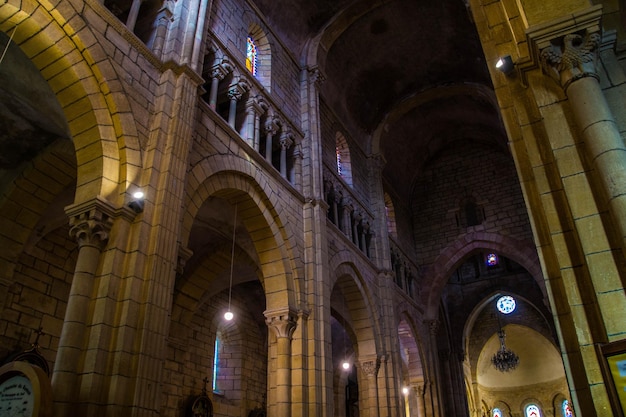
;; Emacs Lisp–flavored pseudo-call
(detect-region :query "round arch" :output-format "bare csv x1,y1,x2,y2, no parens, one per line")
423,232,544,318
183,155,301,313
0,1,142,202
331,261,380,359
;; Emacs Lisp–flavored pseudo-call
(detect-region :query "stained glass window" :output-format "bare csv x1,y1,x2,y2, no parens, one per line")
336,146,342,176
525,404,541,417
246,36,257,76
486,253,498,266
562,400,573,417
335,132,353,186
492,408,503,417
497,295,516,314
212,333,221,392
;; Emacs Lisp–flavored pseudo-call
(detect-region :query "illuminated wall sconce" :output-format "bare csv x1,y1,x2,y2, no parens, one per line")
128,191,145,213
495,55,514,75
402,386,409,396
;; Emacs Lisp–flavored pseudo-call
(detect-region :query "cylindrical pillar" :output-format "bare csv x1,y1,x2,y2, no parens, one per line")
125,0,144,32
265,309,297,417
52,205,112,417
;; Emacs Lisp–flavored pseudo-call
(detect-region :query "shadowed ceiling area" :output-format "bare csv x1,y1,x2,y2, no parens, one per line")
0,31,69,170
253,0,507,202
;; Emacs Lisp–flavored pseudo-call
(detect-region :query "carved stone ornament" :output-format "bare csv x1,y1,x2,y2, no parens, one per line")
359,358,380,377
264,308,298,339
66,200,115,249
540,29,600,90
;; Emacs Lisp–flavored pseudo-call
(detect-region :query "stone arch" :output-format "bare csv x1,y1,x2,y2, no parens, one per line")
330,259,381,360
423,232,543,318
462,291,554,362
396,309,428,388
183,155,299,313
0,1,142,203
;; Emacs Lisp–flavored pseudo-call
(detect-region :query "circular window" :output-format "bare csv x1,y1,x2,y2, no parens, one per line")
496,295,516,314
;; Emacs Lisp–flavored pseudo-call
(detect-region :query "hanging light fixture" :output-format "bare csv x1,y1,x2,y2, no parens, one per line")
224,204,237,321
341,315,350,371
491,301,519,372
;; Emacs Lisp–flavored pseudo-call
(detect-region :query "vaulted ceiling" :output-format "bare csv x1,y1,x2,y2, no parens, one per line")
254,0,508,202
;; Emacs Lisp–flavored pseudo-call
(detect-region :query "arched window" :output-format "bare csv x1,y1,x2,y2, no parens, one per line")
246,36,257,76
562,400,574,417
247,24,271,89
336,132,353,186
384,192,397,237
525,404,541,417
492,408,503,417
212,331,222,393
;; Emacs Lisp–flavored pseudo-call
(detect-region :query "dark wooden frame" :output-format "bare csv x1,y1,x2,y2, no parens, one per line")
597,339,626,417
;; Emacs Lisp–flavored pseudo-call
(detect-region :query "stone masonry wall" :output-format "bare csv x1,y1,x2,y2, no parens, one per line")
0,225,76,369
412,142,534,267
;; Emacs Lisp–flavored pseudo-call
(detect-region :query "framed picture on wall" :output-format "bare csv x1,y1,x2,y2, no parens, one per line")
597,339,626,417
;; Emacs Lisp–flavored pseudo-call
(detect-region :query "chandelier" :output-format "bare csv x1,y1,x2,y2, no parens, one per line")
491,329,519,372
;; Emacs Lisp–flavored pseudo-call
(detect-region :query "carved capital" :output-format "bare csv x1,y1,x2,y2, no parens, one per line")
264,308,297,339
279,129,294,149
359,357,379,377
264,116,280,135
308,66,326,87
228,79,250,101
211,63,230,81
540,29,600,90
66,198,116,249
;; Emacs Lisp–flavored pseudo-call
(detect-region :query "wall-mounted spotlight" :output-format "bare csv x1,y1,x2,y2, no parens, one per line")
128,191,145,213
495,55,514,75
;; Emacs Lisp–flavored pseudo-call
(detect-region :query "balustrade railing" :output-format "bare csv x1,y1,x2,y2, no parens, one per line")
201,36,302,187
323,165,374,259
389,238,420,300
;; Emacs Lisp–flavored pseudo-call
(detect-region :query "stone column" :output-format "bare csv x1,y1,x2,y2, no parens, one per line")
265,309,297,417
352,211,362,246
541,29,626,253
241,96,266,148
227,81,249,129
151,4,173,57
360,357,380,417
208,63,230,110
292,141,303,192
424,320,442,417
361,221,369,255
342,199,353,237
264,116,279,165
125,0,144,32
413,383,426,417
279,128,294,179
52,200,114,416
331,188,342,227
253,98,268,152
